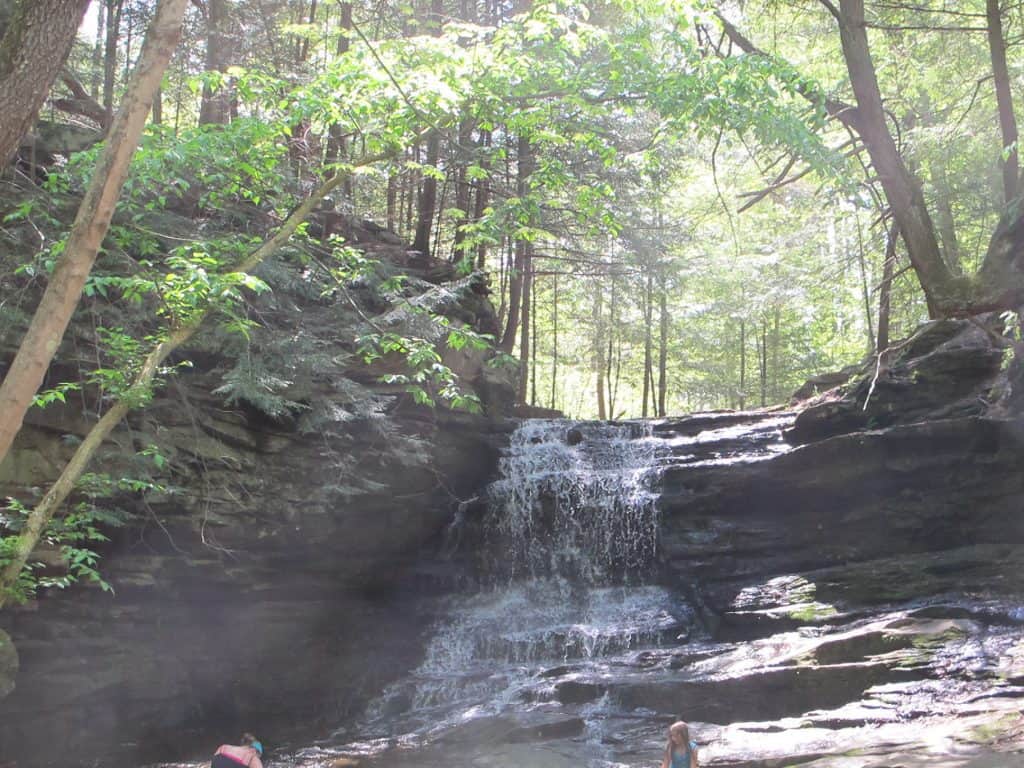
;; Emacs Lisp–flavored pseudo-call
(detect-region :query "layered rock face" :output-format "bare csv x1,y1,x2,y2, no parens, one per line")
648,319,1024,765
5,295,1024,768
0,251,514,766
298,319,1024,768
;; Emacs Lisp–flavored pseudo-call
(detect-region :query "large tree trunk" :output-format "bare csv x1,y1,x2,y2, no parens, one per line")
987,0,1018,204
0,0,90,165
836,0,959,318
0,0,188,473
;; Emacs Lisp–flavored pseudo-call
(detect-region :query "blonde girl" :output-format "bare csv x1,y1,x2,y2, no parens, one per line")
660,721,699,768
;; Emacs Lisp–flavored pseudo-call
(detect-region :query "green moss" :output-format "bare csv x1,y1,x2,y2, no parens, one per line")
787,601,838,622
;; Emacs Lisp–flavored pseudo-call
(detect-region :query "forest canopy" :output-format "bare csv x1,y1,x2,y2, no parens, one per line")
1,0,1023,421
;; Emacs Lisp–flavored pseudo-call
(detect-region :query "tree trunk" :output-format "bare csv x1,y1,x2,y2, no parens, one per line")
474,129,492,269
102,0,122,117
877,220,898,353
594,278,606,419
410,0,444,255
759,319,768,408
452,120,474,264
0,0,188,473
91,1,104,98
198,0,231,125
931,159,962,273
836,0,960,316
499,135,534,351
641,269,653,418
551,272,559,410
657,273,668,417
325,0,352,204
771,305,781,402
738,319,746,410
529,272,537,405
516,243,533,402
0,0,90,165
607,278,616,416
855,213,877,352
386,172,397,231
987,0,1018,203
151,86,162,124
412,133,441,255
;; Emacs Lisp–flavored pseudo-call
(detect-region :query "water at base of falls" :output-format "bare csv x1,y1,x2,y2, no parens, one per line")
316,420,684,766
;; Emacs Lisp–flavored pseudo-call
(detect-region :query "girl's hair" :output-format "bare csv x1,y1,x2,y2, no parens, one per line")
241,733,258,746
664,721,690,757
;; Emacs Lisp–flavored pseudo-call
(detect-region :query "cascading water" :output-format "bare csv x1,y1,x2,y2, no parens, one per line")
317,420,691,766
485,420,665,583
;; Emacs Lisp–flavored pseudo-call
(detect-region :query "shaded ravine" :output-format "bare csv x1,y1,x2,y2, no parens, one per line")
163,411,1024,768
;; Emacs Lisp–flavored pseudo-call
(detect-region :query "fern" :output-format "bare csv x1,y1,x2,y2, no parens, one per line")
213,356,309,418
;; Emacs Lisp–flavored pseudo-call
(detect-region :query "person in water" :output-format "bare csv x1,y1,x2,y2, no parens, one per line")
660,721,699,768
212,733,264,768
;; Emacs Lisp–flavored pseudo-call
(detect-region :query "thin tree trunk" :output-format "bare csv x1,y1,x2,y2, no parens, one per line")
551,272,558,410
594,278,606,419
771,305,781,402
325,0,352,205
151,86,162,124
855,212,877,352
103,0,123,118
452,120,474,264
931,159,962,273
0,0,190,553
657,273,668,417
641,269,653,419
738,319,746,410
0,0,91,165
529,272,537,405
877,220,898,353
411,0,444,255
987,0,1018,203
611,328,622,419
412,133,441,255
500,135,533,351
474,129,492,269
606,278,616,415
516,243,533,402
91,1,105,98
386,172,397,231
759,319,768,408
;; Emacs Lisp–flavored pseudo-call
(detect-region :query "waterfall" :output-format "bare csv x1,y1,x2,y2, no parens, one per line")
345,419,687,755
484,420,665,583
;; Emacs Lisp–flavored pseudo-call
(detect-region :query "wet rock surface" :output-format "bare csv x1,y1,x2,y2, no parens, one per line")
0,252,515,766
7,314,1024,768
260,411,1024,768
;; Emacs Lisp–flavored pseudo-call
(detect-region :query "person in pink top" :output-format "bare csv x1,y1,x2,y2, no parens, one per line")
212,733,264,768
